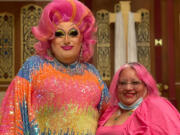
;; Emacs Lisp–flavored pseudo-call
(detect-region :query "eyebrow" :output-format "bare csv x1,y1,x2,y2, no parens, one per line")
70,23,76,27
61,23,77,27
56,25,78,31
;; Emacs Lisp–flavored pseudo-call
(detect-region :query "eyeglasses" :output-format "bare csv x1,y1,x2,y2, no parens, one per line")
118,81,143,88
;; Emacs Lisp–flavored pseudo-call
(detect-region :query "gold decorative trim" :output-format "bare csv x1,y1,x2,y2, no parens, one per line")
135,9,151,71
96,7,151,81
21,4,42,65
96,10,111,81
0,12,15,81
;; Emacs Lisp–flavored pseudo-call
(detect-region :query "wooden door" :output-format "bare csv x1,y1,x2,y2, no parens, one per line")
174,0,180,111
159,0,180,110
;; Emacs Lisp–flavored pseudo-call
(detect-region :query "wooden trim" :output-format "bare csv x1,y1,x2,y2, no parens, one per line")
0,84,9,87
154,0,162,83
175,82,180,86
167,0,176,106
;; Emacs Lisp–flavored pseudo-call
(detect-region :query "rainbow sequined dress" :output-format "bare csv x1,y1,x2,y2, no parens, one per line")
0,55,109,135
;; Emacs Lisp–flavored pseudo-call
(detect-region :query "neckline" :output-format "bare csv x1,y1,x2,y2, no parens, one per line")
53,57,79,68
118,97,143,111
46,50,80,69
47,57,85,75
102,106,136,128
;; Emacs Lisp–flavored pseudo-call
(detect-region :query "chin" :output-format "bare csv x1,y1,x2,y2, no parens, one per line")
64,52,79,58
123,99,137,106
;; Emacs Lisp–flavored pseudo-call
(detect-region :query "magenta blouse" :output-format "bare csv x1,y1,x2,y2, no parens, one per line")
96,95,180,135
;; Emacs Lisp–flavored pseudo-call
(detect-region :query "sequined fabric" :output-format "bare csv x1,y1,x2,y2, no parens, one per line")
0,55,109,135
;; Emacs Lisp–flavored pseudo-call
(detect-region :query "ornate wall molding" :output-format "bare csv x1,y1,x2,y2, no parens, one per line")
96,10,111,81
0,13,15,81
135,9,151,71
96,8,151,82
21,4,42,64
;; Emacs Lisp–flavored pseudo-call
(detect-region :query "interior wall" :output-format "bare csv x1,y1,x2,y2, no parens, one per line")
174,0,180,110
0,2,48,92
0,0,179,110
91,0,155,76
91,0,180,110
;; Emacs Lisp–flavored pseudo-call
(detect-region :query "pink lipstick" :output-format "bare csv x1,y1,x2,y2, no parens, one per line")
61,46,73,50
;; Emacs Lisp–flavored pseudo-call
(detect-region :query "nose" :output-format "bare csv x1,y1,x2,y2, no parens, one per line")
64,35,70,45
124,83,134,90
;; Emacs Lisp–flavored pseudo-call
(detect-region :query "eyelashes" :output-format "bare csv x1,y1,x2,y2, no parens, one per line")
69,28,79,37
55,28,79,37
55,29,65,37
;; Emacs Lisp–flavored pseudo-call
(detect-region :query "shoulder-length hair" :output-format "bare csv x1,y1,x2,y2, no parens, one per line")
109,62,160,106
32,0,96,62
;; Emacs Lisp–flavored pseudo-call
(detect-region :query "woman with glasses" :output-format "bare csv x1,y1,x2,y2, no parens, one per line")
0,0,109,134
96,62,180,135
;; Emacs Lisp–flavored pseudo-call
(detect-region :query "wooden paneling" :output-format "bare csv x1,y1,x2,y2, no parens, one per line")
174,0,180,110
0,2,48,91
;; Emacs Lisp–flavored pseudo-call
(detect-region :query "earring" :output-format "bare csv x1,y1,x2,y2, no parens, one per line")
47,48,54,61
79,47,83,62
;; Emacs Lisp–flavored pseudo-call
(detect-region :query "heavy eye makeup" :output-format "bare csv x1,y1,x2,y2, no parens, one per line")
55,29,65,37
68,28,79,37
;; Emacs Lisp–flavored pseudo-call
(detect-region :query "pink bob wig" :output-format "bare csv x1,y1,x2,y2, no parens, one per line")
32,0,97,62
109,62,160,106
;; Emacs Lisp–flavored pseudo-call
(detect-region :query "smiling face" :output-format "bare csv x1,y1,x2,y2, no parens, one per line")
51,22,82,64
117,67,147,106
